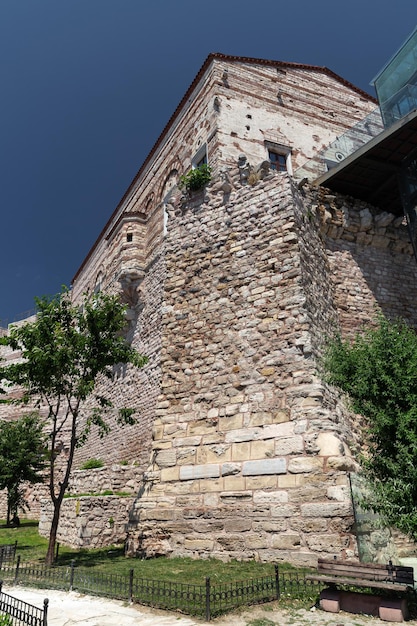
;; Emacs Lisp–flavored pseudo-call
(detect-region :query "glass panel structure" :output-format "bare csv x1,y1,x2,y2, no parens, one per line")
373,27,417,128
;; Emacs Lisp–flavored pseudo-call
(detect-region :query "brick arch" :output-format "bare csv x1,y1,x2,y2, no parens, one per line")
157,160,182,203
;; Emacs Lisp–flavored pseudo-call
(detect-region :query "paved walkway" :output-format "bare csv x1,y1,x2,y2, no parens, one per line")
3,584,417,625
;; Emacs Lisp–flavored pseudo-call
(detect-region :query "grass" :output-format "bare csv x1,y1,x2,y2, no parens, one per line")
0,520,315,584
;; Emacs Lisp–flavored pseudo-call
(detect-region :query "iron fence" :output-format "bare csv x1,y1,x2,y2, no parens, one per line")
0,581,48,626
0,557,320,621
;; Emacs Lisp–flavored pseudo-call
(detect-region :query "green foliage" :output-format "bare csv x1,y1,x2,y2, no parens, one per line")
323,314,417,540
0,614,13,626
80,458,104,470
179,163,211,192
0,289,147,564
0,413,47,525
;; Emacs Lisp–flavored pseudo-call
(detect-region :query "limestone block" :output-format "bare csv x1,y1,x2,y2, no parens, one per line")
184,538,214,550
248,412,275,427
223,475,246,491
274,436,304,456
180,464,220,480
224,518,253,532
231,442,251,461
221,462,241,476
301,501,352,517
270,504,297,517
173,436,202,447
189,421,218,435
220,490,252,502
204,444,232,463
202,478,224,492
250,439,274,459
305,533,350,551
316,432,343,456
253,490,288,504
216,534,245,550
271,534,301,549
155,448,177,468
277,474,304,488
245,534,269,549
246,475,277,490
273,409,290,423
288,457,323,473
225,427,260,443
262,422,295,438
203,493,219,507
243,458,286,476
288,484,327,503
327,456,358,472
290,518,327,532
218,414,244,431
327,485,349,501
252,520,287,533
193,520,224,533
160,467,180,482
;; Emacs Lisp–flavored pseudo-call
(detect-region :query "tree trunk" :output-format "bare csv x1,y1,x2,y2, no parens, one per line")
45,498,63,566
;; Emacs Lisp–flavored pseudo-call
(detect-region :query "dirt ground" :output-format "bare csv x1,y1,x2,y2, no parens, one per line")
3,584,417,625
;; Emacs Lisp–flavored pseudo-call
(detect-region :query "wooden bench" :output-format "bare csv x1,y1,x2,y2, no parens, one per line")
0,541,17,564
306,558,415,621
307,558,415,592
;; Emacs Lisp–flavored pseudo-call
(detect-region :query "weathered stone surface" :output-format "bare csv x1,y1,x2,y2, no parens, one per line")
179,464,220,480
242,459,286,476
288,457,323,474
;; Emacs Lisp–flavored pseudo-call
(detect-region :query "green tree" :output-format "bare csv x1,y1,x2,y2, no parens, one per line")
0,413,47,526
0,290,147,565
323,314,417,541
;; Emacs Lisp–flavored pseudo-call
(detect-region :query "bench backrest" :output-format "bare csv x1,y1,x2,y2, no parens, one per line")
317,558,414,586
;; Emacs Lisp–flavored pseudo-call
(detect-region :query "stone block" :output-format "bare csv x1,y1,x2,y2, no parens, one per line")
223,475,246,491
288,457,323,473
253,490,288,504
221,462,241,476
201,478,224,492
225,427,260,443
271,533,301,549
245,534,269,549
379,597,409,622
277,474,303,488
160,467,180,482
180,464,220,480
218,414,244,431
316,432,343,456
184,538,214,550
155,448,177,468
319,588,340,613
250,439,275,459
243,458,286,476
274,436,304,456
231,442,251,461
246,475,277,489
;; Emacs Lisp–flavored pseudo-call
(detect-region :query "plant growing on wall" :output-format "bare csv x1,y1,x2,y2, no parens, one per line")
0,289,147,566
0,413,47,527
178,163,211,192
323,314,417,541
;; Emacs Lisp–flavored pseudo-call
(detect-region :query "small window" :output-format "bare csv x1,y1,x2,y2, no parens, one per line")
192,144,208,169
268,150,287,172
126,233,133,242
266,143,292,175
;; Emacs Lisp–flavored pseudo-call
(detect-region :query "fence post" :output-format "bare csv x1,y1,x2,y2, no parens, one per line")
0,580,2,593
275,564,280,600
129,568,134,603
43,598,49,626
205,576,211,622
55,542,60,562
14,555,20,584
69,559,75,591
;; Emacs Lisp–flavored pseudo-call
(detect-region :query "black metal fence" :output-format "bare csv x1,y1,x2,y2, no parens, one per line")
0,581,48,626
0,557,319,621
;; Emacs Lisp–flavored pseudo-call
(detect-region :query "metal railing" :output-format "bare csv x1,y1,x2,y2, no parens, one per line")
0,581,48,626
0,557,319,620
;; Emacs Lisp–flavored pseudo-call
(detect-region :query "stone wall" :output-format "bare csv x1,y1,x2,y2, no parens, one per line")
123,171,417,565
39,496,134,549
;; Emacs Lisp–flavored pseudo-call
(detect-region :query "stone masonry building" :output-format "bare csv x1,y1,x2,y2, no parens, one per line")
3,53,417,565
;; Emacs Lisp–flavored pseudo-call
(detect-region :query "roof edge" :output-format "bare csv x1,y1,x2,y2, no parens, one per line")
72,53,377,283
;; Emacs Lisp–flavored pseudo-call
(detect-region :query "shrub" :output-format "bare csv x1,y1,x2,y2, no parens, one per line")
179,163,211,192
0,615,13,626
80,458,104,470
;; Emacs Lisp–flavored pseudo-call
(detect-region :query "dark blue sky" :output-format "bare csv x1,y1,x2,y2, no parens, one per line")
1,1,416,324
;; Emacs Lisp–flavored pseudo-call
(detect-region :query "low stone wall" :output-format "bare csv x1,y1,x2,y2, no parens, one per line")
39,496,134,549
67,464,141,496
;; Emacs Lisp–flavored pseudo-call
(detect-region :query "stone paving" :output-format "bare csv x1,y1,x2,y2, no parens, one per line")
4,584,417,625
